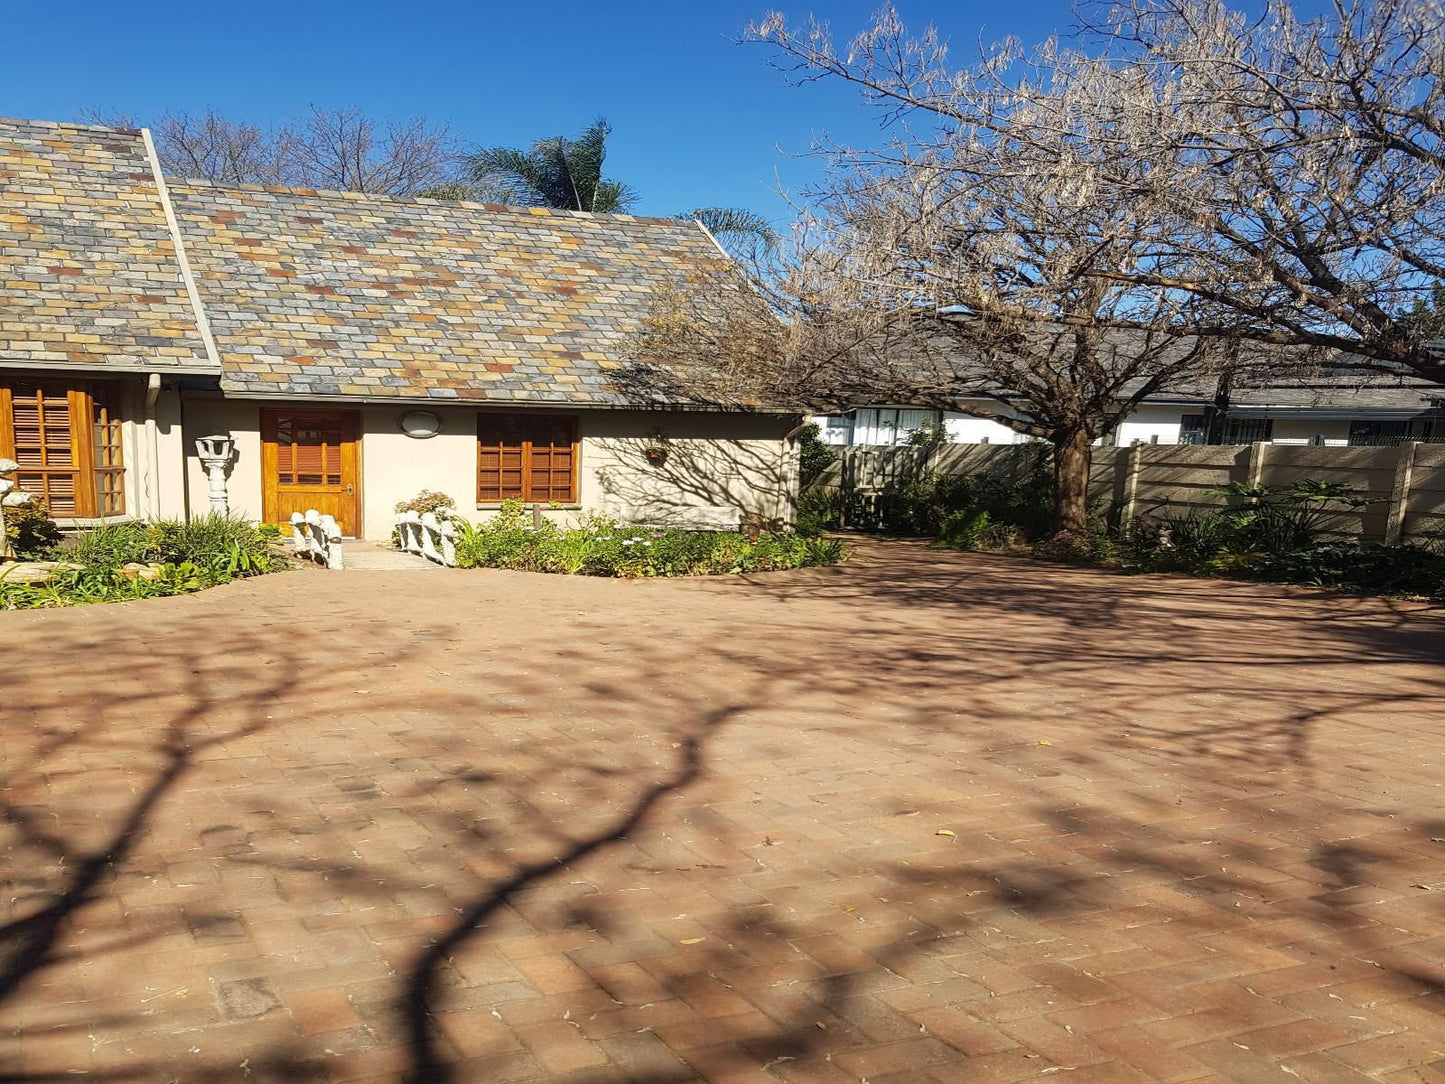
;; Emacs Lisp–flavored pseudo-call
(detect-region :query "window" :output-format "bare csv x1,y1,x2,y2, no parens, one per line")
93,393,125,516
1348,419,1442,446
477,413,578,503
1180,413,1274,445
819,415,852,446
0,380,124,517
273,413,347,486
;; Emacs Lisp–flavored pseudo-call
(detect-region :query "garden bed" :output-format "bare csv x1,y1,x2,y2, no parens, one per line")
809,463,1445,600
421,501,846,577
1,511,285,609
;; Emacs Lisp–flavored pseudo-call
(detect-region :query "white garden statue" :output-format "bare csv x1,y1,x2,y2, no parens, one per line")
290,510,344,569
394,510,458,567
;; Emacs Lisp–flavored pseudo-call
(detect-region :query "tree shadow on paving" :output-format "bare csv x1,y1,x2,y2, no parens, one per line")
0,558,1442,1081
713,538,1445,788
0,622,287,1008
0,592,450,1081
721,536,1445,656
397,703,744,1083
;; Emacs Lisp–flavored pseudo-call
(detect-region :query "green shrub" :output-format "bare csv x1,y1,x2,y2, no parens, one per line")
1252,541,1445,597
937,508,992,551
0,562,209,610
144,514,281,571
796,424,838,489
795,489,840,538
4,498,62,558
2,514,282,610
967,447,1055,539
1117,478,1445,597
1131,480,1378,575
905,418,947,448
451,509,847,578
394,489,457,518
71,521,152,567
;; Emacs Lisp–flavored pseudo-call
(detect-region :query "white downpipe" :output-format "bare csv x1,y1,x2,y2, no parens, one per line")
145,373,161,519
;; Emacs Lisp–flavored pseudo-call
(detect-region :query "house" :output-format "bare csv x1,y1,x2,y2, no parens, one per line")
0,117,800,540
814,381,1444,450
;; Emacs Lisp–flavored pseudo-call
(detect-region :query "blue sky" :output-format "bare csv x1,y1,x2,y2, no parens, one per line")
2,2,1075,224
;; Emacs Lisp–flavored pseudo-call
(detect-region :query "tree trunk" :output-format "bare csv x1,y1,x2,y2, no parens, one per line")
1052,429,1093,536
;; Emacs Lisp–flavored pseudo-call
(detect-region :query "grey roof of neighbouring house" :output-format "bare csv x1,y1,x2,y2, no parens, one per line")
841,323,1445,416
1142,372,1443,414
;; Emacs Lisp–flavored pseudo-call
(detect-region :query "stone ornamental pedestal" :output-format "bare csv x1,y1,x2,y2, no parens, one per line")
0,458,21,560
195,435,235,515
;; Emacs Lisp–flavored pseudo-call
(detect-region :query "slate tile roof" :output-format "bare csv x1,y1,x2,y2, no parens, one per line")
1,117,742,406
0,118,212,370
169,179,730,403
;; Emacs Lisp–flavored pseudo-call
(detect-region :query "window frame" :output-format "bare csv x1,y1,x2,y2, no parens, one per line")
0,378,126,519
476,412,580,506
1180,413,1274,445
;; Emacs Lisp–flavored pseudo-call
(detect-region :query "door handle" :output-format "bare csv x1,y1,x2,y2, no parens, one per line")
345,483,355,495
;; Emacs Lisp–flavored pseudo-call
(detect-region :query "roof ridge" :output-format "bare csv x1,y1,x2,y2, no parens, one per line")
0,114,143,136
0,114,707,229
168,174,694,227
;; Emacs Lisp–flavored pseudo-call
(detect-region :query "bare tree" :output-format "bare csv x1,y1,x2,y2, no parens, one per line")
89,106,460,196
1079,0,1445,381
634,10,1235,537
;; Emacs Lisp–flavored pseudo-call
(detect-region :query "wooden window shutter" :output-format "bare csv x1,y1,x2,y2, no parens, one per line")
1,380,125,518
91,388,125,516
0,386,12,461
478,414,578,504
6,383,80,515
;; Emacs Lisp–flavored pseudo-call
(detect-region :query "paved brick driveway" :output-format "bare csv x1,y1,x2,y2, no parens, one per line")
2,540,1443,1083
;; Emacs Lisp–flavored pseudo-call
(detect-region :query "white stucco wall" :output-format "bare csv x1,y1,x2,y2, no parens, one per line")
1268,417,1352,446
361,405,796,538
182,397,263,523
942,411,1024,444
578,409,797,533
809,404,1359,450
152,382,187,519
1115,405,1187,446
179,397,798,539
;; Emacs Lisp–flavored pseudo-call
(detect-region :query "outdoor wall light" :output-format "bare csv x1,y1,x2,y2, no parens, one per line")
399,410,442,439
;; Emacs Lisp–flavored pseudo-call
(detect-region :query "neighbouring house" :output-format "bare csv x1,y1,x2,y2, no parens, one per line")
814,381,1445,449
0,117,800,540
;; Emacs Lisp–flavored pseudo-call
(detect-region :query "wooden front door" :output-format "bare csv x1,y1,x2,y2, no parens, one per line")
261,408,361,536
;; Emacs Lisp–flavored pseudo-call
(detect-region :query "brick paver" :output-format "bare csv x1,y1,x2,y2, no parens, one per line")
1,539,1442,1082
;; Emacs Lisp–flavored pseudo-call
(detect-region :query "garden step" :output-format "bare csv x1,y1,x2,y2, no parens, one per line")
340,542,444,571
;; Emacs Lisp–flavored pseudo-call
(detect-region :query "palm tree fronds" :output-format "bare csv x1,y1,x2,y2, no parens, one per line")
416,180,484,201
461,119,638,214
594,179,641,213
685,207,781,257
